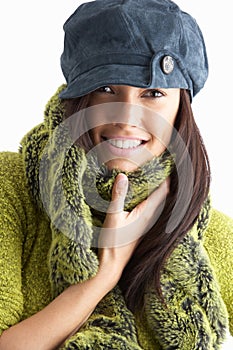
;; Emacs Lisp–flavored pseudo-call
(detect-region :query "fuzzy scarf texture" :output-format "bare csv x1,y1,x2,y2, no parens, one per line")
20,86,228,349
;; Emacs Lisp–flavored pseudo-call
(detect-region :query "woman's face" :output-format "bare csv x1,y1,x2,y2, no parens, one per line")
88,85,180,171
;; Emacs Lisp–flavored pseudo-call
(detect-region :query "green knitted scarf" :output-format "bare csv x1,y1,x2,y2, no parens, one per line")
20,86,228,349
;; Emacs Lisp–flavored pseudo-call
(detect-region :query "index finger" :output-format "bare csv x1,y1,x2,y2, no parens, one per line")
107,173,129,214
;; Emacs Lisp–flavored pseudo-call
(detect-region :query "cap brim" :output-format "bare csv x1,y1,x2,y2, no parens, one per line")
59,64,151,99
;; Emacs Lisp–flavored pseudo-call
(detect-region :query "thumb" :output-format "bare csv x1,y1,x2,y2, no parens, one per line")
107,173,128,214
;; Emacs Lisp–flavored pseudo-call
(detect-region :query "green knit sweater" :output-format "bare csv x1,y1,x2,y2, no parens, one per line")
0,151,233,345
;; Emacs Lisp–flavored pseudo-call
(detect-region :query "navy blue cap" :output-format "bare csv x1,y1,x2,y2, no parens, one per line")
59,0,208,99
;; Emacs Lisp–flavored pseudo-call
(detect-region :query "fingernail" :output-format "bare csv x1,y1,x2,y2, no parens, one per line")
116,179,127,193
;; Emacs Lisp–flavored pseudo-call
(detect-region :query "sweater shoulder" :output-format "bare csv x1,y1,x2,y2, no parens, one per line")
204,208,233,335
0,152,51,331
0,152,30,331
0,151,33,203
0,151,40,235
0,151,25,183
205,208,233,247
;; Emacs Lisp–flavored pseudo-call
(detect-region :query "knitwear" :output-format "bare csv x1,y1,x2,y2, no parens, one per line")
0,87,233,347
1,151,233,345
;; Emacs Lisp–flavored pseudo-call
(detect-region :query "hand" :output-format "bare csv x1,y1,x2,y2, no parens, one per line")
98,173,169,282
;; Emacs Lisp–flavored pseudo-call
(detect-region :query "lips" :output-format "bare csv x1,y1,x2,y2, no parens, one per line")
101,136,148,157
106,138,143,149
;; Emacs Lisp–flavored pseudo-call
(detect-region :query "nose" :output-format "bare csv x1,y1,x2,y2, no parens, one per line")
88,102,143,126
113,103,144,128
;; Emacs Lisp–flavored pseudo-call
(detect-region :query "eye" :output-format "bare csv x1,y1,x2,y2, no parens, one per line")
142,89,164,98
95,86,114,94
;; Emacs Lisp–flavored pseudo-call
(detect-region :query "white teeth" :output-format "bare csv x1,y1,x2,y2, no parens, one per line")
106,139,142,149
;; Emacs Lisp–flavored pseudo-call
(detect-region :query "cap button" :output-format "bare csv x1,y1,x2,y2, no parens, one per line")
161,55,174,74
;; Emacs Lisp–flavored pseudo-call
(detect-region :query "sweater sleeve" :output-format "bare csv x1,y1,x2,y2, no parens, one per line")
0,152,29,334
204,208,233,336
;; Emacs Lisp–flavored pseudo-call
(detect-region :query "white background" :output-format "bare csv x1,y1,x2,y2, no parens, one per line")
0,1,232,217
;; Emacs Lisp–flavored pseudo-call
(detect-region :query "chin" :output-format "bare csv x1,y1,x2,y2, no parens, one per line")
105,159,139,172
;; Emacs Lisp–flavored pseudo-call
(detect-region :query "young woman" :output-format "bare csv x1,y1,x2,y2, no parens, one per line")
0,0,232,349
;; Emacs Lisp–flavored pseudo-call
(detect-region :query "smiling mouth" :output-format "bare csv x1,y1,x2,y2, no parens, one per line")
102,137,147,149
97,136,151,167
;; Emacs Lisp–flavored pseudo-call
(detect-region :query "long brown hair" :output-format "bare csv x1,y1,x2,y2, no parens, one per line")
62,89,211,313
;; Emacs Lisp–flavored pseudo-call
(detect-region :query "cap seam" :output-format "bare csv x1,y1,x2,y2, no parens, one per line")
118,8,141,53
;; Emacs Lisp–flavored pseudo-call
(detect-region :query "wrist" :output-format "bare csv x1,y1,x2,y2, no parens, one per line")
96,259,124,292
96,261,122,291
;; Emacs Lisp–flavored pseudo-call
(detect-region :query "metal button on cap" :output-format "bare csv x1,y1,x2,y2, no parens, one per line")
161,55,174,74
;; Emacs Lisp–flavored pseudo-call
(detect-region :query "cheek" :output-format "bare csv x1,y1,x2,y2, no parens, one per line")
90,127,102,145
143,102,179,154
149,140,166,157
168,105,179,126
143,113,175,148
